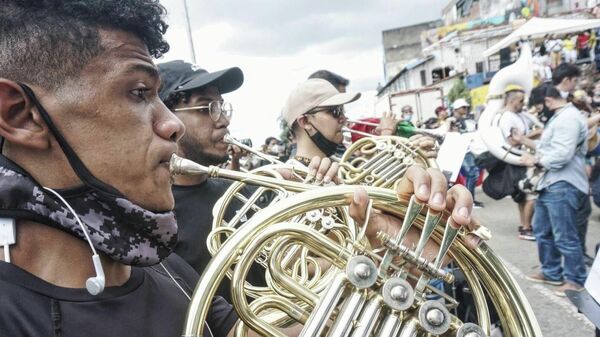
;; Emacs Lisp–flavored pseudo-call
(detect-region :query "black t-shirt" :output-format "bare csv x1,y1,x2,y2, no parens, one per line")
0,253,237,337
173,178,267,303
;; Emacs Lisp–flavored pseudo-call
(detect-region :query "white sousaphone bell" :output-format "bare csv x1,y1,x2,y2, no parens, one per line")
477,42,535,165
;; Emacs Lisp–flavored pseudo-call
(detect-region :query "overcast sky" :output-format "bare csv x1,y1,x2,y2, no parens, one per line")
158,0,447,145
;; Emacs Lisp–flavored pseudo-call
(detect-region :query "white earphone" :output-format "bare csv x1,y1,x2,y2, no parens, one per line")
43,187,105,295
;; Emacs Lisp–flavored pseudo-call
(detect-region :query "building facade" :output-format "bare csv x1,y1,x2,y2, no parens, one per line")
382,20,443,82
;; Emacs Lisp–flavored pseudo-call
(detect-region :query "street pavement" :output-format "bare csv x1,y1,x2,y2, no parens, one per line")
473,189,599,337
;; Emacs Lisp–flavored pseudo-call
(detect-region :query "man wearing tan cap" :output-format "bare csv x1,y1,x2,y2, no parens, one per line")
282,79,360,175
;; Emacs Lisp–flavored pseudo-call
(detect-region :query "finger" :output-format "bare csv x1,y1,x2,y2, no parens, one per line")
409,134,424,142
305,156,321,182
417,138,436,150
395,165,431,203
323,162,339,184
423,150,438,158
425,168,448,212
348,186,369,226
445,185,474,230
315,156,332,183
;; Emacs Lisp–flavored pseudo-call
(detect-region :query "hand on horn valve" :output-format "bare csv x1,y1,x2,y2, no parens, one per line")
301,156,340,185
276,156,340,185
408,134,439,158
349,165,485,254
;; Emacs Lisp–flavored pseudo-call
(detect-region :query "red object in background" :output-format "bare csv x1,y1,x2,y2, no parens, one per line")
577,33,590,49
349,117,380,142
455,170,485,187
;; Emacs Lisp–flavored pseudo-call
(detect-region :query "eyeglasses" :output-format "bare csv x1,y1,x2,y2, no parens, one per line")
306,105,346,119
174,101,233,122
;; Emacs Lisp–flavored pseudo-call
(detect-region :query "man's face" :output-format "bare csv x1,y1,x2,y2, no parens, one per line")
544,96,564,111
305,106,347,144
173,86,231,166
401,107,413,121
510,92,525,112
564,76,578,92
437,109,448,119
34,30,184,211
454,107,468,117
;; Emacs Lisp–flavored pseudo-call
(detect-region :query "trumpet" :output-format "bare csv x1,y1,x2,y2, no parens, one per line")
224,134,283,165
346,118,446,143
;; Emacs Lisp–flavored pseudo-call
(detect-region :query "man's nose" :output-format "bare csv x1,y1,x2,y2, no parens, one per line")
158,109,185,142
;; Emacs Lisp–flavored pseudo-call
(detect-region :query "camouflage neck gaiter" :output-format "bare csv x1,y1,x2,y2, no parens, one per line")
0,155,177,266
0,83,177,266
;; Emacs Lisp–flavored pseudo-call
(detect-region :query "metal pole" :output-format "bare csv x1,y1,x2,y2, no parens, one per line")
183,0,197,63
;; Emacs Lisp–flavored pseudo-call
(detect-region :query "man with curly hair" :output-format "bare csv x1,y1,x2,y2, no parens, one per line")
0,1,482,336
0,1,237,336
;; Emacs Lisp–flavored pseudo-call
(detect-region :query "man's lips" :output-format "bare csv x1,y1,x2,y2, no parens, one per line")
158,147,177,167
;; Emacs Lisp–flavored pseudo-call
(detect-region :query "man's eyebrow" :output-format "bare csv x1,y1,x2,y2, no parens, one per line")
125,63,160,83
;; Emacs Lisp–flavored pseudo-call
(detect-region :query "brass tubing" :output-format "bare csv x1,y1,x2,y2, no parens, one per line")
230,225,352,337
374,312,403,337
349,295,384,337
299,273,348,337
397,317,420,337
224,134,282,165
171,154,312,193
327,290,368,337
342,126,376,138
227,187,270,227
178,154,541,337
347,119,380,128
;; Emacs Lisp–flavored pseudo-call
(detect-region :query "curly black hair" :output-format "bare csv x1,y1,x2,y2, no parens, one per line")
0,0,169,90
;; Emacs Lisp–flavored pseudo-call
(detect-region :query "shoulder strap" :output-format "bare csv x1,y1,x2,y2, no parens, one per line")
159,262,215,337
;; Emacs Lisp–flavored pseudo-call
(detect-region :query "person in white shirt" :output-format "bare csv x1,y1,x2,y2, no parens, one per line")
547,35,564,68
497,85,537,241
533,47,552,82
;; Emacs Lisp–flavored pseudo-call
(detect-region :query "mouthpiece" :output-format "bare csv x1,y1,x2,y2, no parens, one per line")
169,154,210,177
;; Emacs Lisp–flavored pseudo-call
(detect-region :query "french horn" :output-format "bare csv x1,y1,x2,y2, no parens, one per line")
170,155,542,337
208,133,436,278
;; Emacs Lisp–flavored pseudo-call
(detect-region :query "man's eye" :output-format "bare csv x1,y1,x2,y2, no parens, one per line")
132,88,150,100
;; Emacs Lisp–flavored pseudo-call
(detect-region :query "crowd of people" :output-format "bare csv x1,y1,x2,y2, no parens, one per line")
206,51,600,302
413,62,599,298
527,30,600,83
0,1,483,336
0,1,599,336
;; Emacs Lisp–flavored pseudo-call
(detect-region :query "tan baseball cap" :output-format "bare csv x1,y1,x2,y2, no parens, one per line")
281,79,361,126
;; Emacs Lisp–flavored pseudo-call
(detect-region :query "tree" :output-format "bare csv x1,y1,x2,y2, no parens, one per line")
447,77,470,106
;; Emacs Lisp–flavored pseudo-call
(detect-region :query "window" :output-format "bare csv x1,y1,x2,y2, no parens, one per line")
475,61,484,73
432,66,453,82
420,70,427,86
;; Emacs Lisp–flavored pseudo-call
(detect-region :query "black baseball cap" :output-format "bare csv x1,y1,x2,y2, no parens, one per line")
157,60,244,101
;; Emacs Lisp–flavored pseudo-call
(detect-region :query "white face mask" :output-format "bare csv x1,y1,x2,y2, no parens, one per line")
269,144,281,154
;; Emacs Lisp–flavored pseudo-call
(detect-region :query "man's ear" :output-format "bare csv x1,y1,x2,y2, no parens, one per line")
0,80,50,150
296,115,312,131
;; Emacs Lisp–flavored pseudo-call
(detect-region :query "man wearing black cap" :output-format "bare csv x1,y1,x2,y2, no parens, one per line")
158,60,262,302
158,61,346,302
